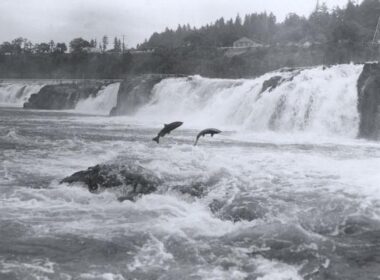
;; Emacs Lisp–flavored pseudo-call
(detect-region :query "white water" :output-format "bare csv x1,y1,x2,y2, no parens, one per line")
0,81,119,115
75,83,120,115
135,65,363,138
0,82,45,107
1,64,380,279
1,105,380,279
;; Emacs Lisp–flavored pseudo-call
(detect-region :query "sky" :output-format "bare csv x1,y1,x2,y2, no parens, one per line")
0,0,355,48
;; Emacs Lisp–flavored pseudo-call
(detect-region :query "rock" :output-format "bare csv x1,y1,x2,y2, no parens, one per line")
23,81,106,110
260,76,283,94
60,164,161,200
357,62,380,140
173,182,205,198
110,74,184,116
257,72,298,102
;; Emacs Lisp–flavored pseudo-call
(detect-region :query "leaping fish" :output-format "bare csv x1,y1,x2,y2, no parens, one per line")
194,128,221,146
152,121,183,143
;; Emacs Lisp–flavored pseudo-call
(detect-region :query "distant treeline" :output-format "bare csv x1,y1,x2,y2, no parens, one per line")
0,0,380,79
139,0,380,49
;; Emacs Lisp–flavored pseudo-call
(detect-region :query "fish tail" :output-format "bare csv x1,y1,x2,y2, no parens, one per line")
152,136,160,143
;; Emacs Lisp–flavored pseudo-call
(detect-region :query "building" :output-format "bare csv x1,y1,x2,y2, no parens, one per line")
129,49,154,54
233,37,263,48
83,47,102,54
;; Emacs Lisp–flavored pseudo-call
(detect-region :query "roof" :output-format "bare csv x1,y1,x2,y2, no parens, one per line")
83,47,102,53
234,37,255,44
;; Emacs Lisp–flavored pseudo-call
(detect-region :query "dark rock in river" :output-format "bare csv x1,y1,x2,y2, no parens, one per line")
357,62,380,140
110,74,184,116
260,76,283,94
173,182,206,198
23,81,107,110
61,164,161,201
257,69,299,100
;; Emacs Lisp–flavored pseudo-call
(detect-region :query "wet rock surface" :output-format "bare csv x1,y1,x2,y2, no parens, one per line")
23,81,107,110
357,62,380,140
260,75,283,93
61,164,161,200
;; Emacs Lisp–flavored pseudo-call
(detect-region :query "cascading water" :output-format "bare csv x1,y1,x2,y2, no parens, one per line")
0,82,45,107
74,82,120,115
135,64,363,138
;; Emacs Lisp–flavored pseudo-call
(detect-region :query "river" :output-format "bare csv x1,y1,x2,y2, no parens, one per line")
1,65,380,279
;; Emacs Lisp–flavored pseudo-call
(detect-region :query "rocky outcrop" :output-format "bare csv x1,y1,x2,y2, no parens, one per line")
61,164,161,201
357,63,380,140
110,74,184,116
23,81,106,110
260,76,282,93
258,68,300,99
60,161,220,201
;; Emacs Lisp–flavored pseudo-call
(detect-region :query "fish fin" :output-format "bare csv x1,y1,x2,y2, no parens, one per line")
211,134,214,137
152,136,159,143
194,135,200,146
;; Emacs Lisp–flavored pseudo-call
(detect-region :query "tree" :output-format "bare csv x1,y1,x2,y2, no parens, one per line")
113,37,121,52
102,36,108,52
34,43,51,54
90,39,97,48
358,0,380,31
23,40,33,54
122,38,126,53
69,38,90,53
0,42,12,54
235,14,242,26
11,37,24,54
49,40,55,53
277,13,309,42
55,43,67,54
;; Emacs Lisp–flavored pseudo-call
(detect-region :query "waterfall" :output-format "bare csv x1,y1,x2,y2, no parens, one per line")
0,82,45,107
74,83,120,115
133,65,363,137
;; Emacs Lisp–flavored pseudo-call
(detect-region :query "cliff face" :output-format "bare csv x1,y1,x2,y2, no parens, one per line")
110,74,182,116
23,81,106,110
357,63,380,140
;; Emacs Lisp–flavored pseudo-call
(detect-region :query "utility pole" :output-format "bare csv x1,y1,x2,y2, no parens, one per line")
372,16,380,45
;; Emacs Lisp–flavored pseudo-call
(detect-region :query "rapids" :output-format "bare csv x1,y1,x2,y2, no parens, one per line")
0,64,379,280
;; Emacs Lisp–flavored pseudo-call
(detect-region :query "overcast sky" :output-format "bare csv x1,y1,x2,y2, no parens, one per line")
0,0,354,47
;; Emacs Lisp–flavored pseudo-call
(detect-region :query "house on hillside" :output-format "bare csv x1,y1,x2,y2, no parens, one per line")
221,37,264,57
83,47,102,54
233,37,263,48
129,49,155,54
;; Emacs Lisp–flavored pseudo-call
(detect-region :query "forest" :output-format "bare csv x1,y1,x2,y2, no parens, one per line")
0,0,379,78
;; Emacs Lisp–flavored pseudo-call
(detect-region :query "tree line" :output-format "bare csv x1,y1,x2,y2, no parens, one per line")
0,0,379,79
139,0,380,49
0,35,126,55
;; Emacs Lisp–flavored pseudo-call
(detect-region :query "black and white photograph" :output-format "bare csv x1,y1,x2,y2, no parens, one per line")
0,0,380,279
